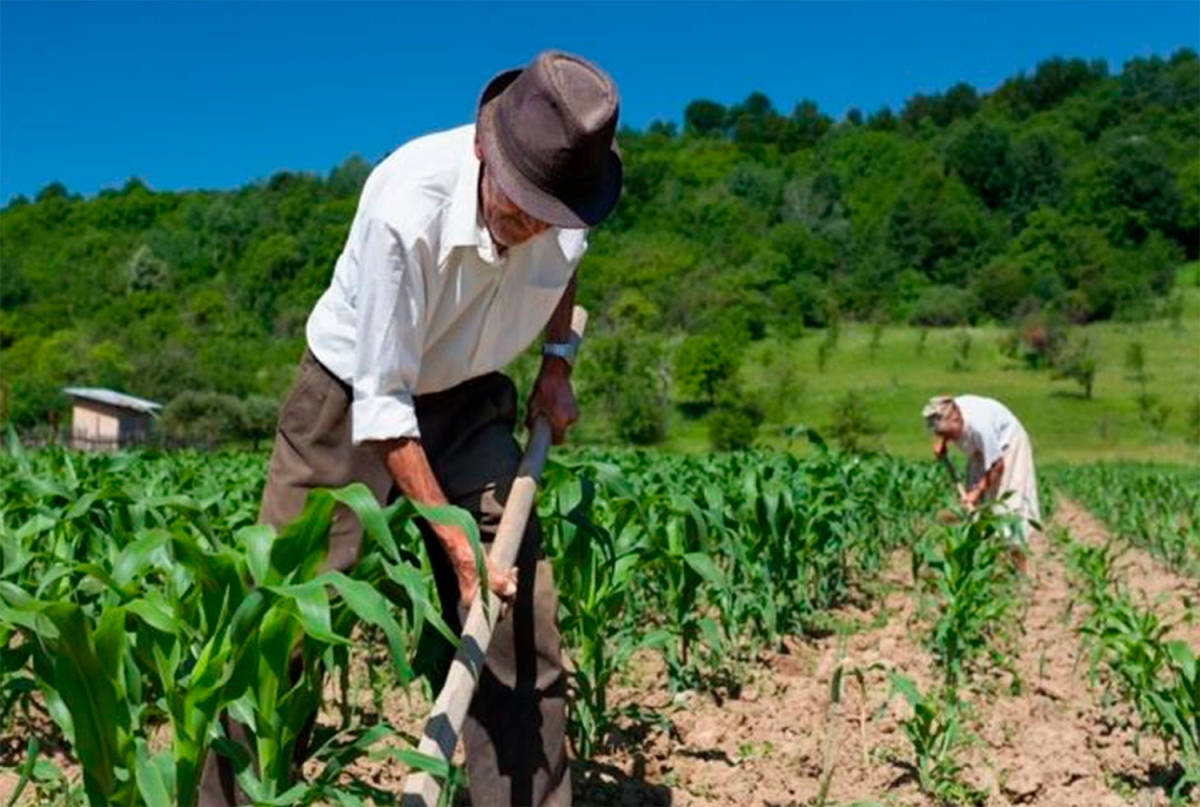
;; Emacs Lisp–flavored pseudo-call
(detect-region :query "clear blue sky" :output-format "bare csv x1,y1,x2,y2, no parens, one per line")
1,1,1197,204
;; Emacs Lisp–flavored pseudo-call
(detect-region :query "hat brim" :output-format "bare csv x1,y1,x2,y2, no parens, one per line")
476,68,622,229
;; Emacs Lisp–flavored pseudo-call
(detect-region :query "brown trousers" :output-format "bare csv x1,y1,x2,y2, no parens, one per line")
198,350,570,807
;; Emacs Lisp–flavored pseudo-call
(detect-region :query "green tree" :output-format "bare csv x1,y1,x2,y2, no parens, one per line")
945,121,1014,209
1051,334,1098,398
126,244,169,293
673,335,741,405
1010,133,1065,227
827,391,885,453
684,99,728,137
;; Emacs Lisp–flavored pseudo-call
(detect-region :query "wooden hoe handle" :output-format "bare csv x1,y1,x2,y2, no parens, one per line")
400,306,589,807
938,452,967,500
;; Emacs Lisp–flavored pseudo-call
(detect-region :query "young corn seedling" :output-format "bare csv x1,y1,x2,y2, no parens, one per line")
887,672,984,807
539,461,644,757
1146,642,1199,801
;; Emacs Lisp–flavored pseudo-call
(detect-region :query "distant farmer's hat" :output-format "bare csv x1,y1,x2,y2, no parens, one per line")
477,50,622,229
922,395,957,431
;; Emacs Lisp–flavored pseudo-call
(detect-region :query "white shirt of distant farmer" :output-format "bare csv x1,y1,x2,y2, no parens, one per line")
953,395,1042,535
306,124,586,445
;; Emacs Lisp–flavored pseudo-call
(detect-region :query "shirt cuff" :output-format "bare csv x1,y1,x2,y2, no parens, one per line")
351,393,420,444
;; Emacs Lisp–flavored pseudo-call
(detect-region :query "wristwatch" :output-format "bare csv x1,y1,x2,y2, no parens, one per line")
543,342,577,366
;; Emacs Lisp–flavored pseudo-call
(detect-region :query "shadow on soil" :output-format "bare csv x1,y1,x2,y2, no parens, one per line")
1112,762,1190,804
572,708,674,806
572,758,672,806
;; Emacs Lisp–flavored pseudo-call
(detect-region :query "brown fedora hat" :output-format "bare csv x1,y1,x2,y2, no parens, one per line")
477,50,622,229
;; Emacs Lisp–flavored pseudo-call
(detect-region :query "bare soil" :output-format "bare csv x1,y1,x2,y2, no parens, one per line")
322,496,1193,806
2,496,1194,807
561,512,1179,807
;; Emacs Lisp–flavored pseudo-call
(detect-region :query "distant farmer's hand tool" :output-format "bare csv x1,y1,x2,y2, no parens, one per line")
938,452,968,503
400,306,589,807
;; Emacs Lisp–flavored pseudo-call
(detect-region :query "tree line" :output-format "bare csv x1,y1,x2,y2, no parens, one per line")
1,50,1197,442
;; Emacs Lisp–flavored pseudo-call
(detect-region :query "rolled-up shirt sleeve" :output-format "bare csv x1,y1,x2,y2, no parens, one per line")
350,217,424,444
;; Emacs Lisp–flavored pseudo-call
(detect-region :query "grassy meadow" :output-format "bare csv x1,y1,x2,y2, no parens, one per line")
663,263,1200,464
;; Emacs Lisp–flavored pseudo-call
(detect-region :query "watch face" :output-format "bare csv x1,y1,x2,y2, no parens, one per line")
544,343,576,363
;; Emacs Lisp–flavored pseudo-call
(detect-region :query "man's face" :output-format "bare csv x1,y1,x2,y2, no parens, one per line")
478,162,552,250
938,408,965,442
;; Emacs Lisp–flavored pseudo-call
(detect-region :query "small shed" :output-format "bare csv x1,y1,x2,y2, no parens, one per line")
64,387,161,451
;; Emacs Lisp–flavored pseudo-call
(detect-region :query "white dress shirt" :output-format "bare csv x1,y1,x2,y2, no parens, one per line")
306,124,587,444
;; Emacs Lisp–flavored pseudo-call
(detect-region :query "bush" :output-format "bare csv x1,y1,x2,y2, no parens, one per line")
613,382,667,445
160,391,249,447
1187,397,1200,445
585,330,669,445
242,394,280,448
908,285,980,327
1008,312,1068,369
827,391,885,453
1051,335,1098,398
708,399,764,451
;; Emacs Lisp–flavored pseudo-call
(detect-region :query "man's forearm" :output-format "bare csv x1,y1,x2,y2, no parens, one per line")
528,273,580,443
974,458,1005,497
374,437,447,504
542,273,578,346
370,436,517,604
371,437,467,554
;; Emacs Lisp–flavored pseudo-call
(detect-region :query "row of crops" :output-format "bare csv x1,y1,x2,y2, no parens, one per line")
1058,534,1200,802
0,442,945,806
1050,463,1200,576
1044,464,1200,804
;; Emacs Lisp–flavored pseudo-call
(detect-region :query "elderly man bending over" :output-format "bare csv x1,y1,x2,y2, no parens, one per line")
922,395,1042,568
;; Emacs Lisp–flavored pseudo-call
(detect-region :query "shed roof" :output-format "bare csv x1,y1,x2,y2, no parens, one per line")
64,387,162,415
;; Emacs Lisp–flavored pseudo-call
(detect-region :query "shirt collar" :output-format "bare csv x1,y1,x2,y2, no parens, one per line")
444,140,482,252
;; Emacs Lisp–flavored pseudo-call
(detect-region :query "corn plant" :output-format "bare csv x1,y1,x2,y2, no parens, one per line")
1080,590,1171,712
538,460,644,756
887,673,984,807
914,504,1021,687
1147,642,1200,799
3,439,952,800
1051,463,1200,576
1064,530,1198,803
0,446,461,806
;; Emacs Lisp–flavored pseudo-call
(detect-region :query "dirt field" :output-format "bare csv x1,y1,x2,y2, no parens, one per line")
3,498,1196,807
553,498,1197,807
318,496,1197,807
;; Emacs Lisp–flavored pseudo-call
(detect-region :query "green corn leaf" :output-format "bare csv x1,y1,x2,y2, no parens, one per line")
111,529,172,588
698,616,723,653
321,572,414,683
888,671,922,709
381,559,457,645
3,736,38,807
1166,640,1197,680
683,552,727,588
133,739,172,807
370,746,454,781
263,581,349,648
411,501,482,545
93,606,127,689
125,594,179,636
236,524,275,587
269,489,335,582
40,602,127,805
331,483,400,560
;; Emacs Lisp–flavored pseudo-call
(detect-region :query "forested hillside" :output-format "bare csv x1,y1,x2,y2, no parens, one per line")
2,50,1197,436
